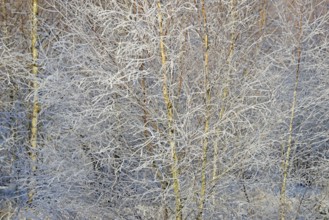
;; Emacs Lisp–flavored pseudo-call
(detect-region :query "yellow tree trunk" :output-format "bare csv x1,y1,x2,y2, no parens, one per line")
28,0,39,204
197,0,210,219
157,2,182,220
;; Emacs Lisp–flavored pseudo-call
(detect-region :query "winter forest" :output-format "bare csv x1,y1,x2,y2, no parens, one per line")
0,0,328,219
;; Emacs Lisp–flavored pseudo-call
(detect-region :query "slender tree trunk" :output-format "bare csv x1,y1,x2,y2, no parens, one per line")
28,0,39,205
197,0,210,219
157,2,182,219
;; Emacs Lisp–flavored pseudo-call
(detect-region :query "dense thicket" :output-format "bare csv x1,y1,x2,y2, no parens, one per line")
1,0,328,219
